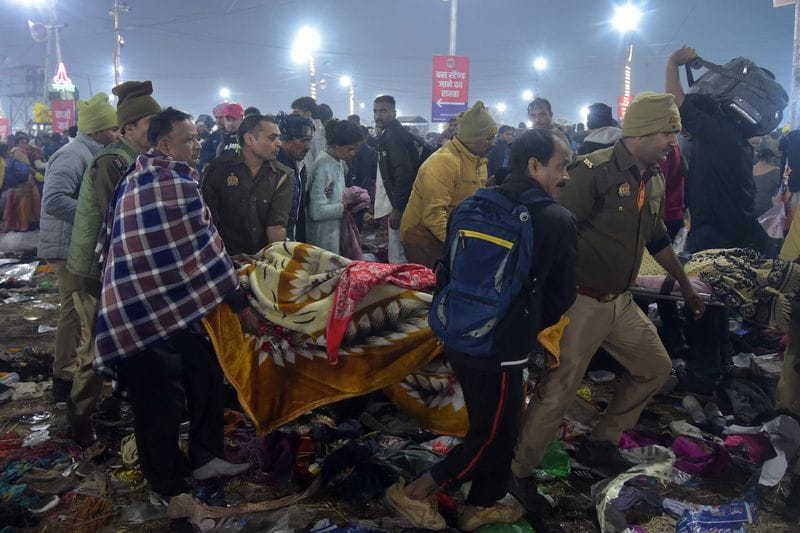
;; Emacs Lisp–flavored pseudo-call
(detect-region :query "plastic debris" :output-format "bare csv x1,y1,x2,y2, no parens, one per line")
681,395,706,425
2,294,35,304
674,493,757,532
540,439,571,478
0,262,38,287
37,324,56,334
577,385,592,401
473,519,536,532
22,429,51,447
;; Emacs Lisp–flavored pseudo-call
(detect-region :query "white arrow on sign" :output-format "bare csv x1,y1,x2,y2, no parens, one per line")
436,99,467,107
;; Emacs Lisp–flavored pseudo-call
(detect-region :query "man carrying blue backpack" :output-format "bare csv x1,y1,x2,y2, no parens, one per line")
385,128,577,531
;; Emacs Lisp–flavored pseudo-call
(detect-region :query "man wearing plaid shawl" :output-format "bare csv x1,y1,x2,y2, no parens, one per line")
94,107,250,501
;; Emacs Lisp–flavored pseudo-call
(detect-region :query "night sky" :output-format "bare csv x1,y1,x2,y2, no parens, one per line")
0,0,795,128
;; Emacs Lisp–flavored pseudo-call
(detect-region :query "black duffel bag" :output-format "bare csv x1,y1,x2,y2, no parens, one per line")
685,56,789,136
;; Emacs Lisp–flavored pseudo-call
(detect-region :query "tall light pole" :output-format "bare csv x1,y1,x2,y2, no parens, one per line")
447,0,457,56
612,3,642,118
38,0,63,101
340,75,355,116
291,27,320,100
110,0,129,89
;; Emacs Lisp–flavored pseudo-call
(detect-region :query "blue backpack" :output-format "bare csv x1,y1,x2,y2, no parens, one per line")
429,187,552,356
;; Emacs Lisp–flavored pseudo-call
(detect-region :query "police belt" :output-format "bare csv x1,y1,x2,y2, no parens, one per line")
577,286,620,303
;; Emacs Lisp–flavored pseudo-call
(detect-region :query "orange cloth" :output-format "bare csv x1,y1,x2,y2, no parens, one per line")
2,179,41,231
537,315,571,369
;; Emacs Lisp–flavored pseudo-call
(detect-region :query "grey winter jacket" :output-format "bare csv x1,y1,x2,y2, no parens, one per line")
37,132,103,259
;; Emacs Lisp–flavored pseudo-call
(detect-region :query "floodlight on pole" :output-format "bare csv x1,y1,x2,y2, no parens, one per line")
291,26,320,99
219,87,231,100
612,3,642,116
533,57,548,72
340,75,355,115
612,3,642,33
579,105,590,124
522,89,534,101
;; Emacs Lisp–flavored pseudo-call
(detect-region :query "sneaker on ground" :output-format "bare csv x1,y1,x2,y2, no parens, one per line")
385,479,446,530
0,372,20,385
191,457,251,480
457,501,524,531
574,438,635,476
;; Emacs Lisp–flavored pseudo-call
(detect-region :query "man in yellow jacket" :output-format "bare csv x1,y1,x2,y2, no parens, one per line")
778,207,800,522
400,101,497,268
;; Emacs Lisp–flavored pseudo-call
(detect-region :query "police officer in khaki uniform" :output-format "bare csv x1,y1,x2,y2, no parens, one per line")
510,92,706,511
65,80,161,444
202,114,294,256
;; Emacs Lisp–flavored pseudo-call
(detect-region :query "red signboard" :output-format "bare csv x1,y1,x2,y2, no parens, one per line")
50,99,75,134
617,95,633,121
0,118,9,142
431,55,470,122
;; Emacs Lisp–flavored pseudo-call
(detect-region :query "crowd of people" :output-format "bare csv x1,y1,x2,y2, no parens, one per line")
0,44,799,530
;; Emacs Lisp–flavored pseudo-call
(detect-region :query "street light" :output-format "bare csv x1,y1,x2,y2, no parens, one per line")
612,2,642,116
219,87,231,100
291,26,320,99
612,3,642,33
522,89,534,101
533,57,548,72
579,105,590,124
340,75,355,116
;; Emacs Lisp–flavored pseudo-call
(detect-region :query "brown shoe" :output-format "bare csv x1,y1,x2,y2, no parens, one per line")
457,501,524,531
385,480,446,530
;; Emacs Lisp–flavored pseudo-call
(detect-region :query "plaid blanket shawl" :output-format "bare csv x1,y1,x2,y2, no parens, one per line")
94,153,237,379
204,242,470,435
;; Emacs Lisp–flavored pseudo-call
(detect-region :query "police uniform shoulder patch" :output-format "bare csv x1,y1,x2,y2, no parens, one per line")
112,155,127,173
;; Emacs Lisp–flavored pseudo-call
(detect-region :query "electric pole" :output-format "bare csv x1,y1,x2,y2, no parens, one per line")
448,0,457,56
110,0,129,89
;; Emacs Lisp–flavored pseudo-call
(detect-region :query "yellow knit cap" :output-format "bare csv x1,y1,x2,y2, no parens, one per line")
621,92,681,138
456,101,498,144
77,92,117,134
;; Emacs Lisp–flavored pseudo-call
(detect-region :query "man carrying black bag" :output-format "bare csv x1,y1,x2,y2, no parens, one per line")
666,46,770,392
384,129,577,531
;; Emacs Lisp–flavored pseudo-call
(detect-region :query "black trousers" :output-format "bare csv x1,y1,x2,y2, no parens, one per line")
118,328,225,497
429,354,523,507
